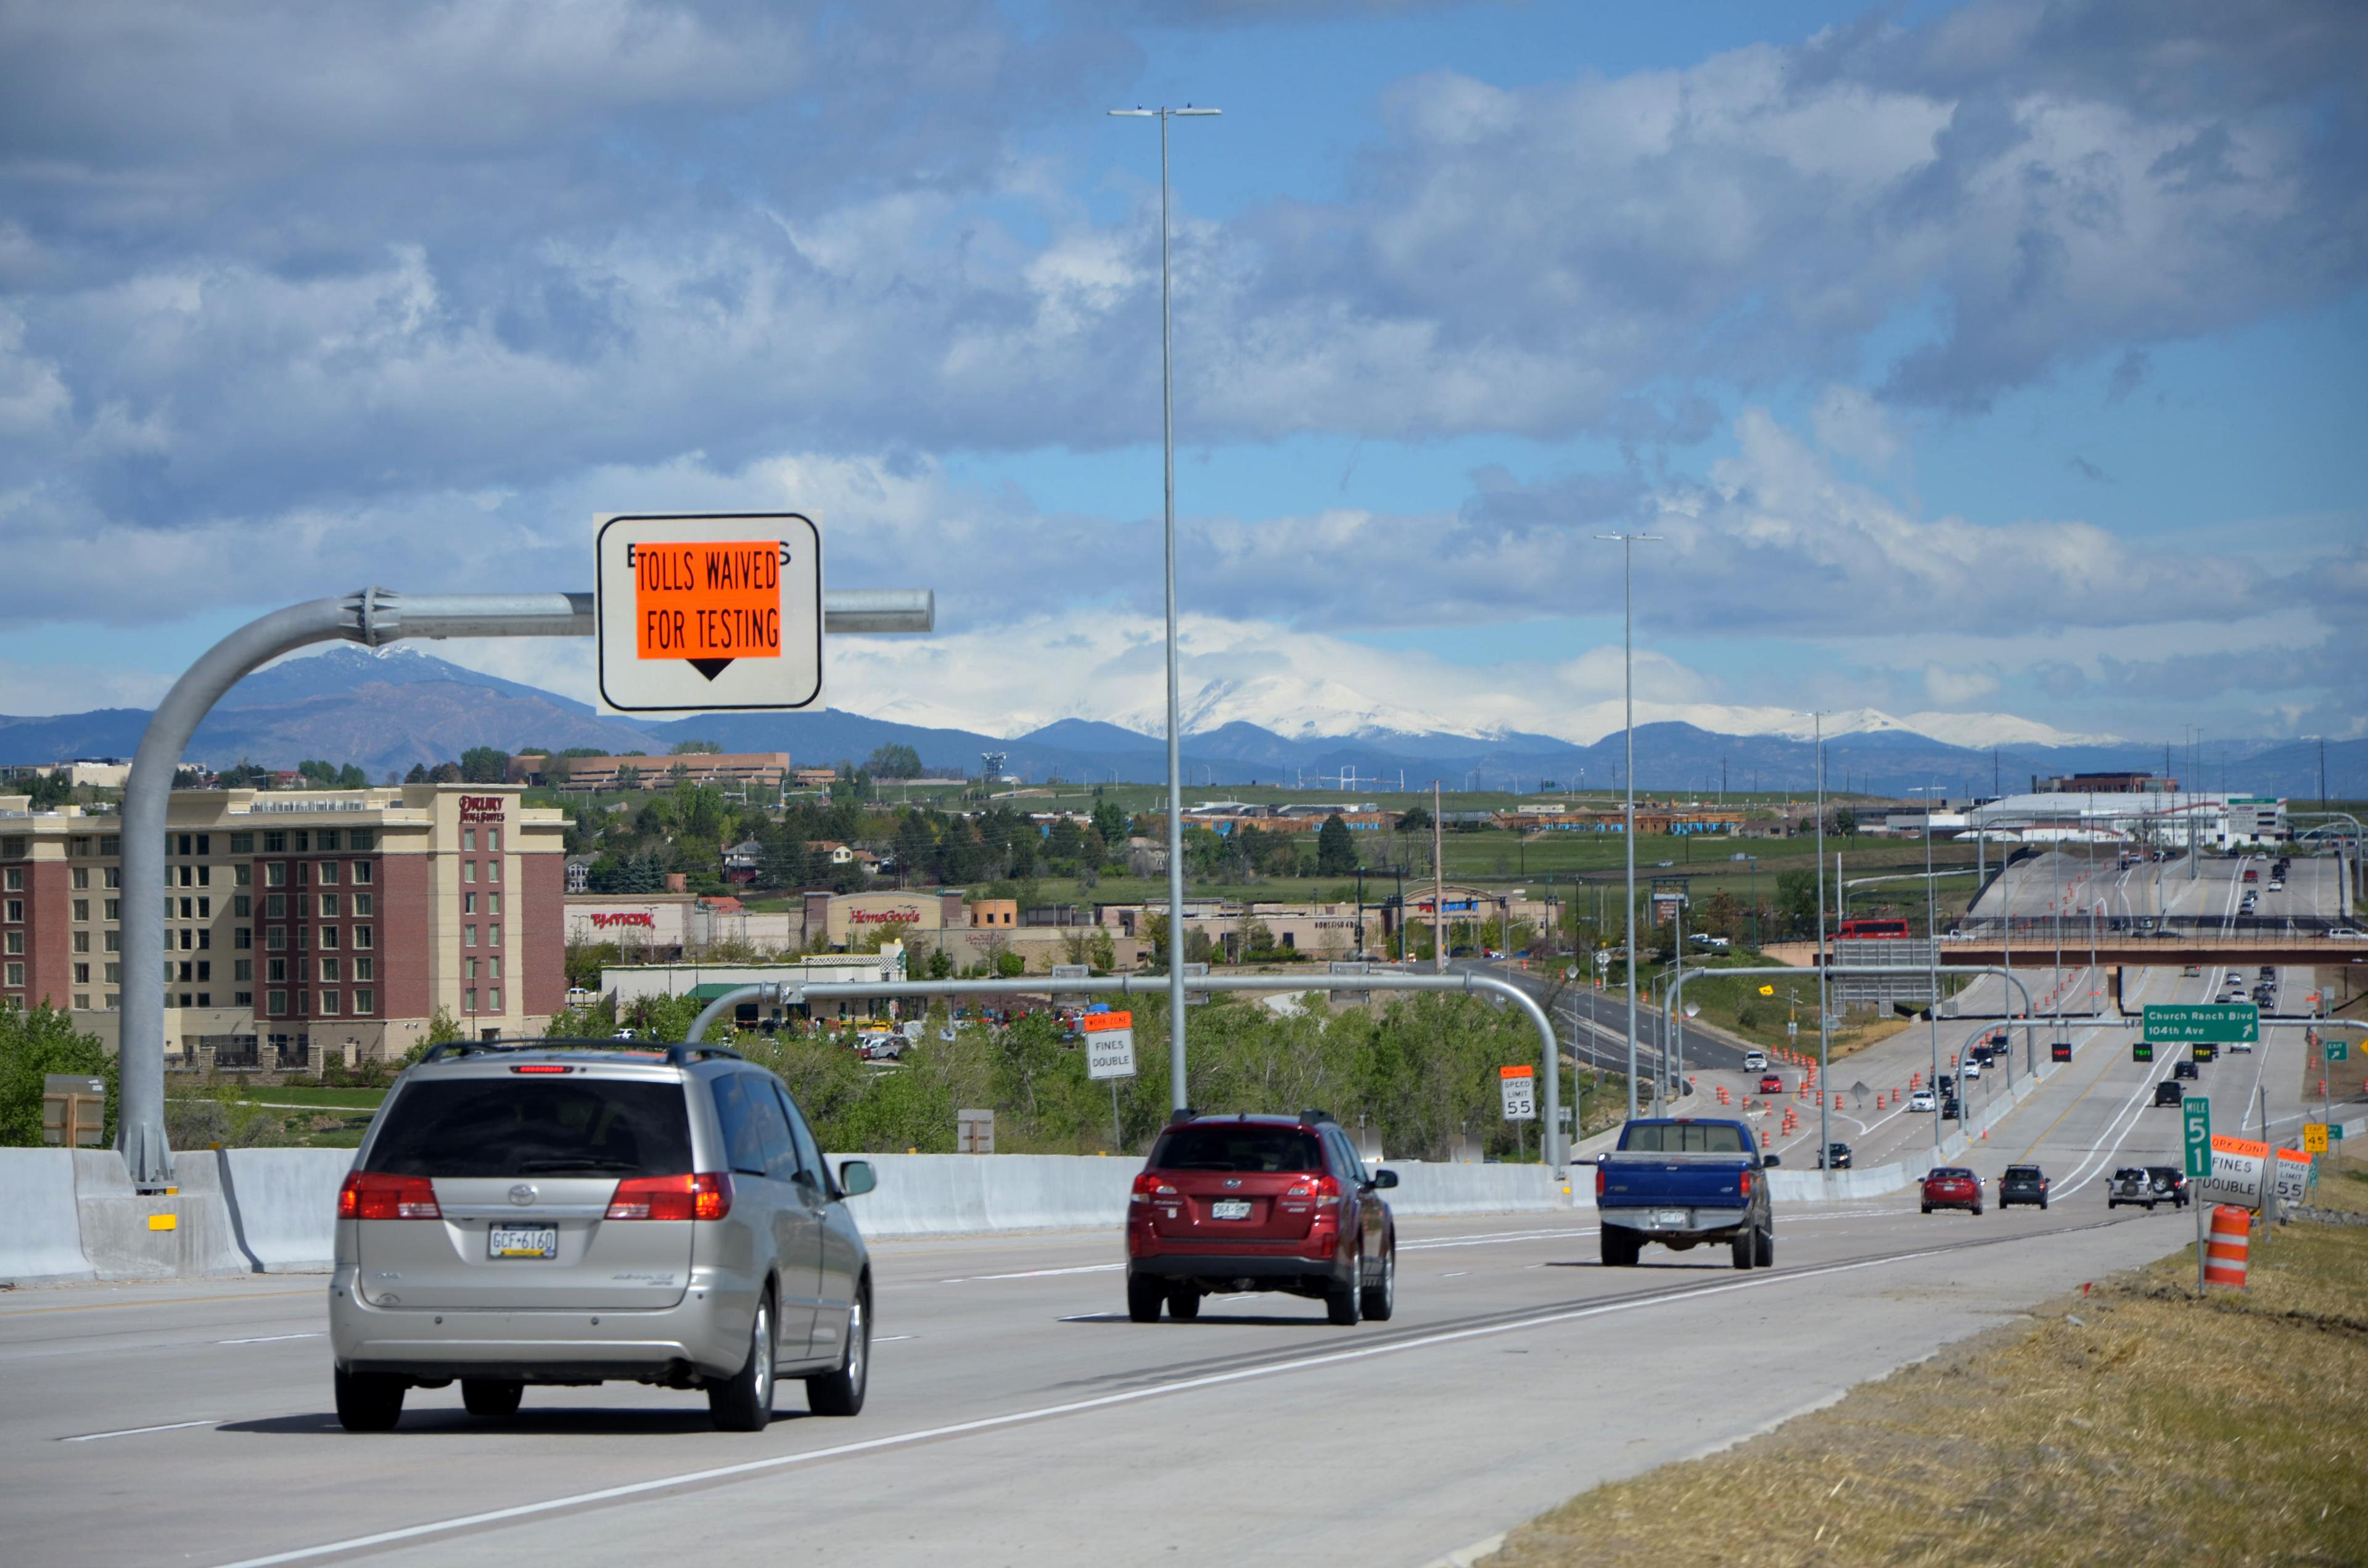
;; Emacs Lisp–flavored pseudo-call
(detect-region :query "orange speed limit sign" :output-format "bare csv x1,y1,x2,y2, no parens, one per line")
596,513,823,713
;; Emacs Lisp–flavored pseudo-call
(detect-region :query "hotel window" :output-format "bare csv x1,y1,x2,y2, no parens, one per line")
73,994,88,1010
319,927,339,950
234,894,250,917
104,931,120,953
465,958,479,981
4,931,21,955
488,956,502,980
319,892,340,918
267,990,287,1016
196,929,211,950
464,988,478,1014
354,893,373,917
104,867,120,889
5,963,23,987
318,861,339,885
72,898,89,922
104,963,120,983
292,832,308,852
464,924,477,947
195,961,210,982
488,827,501,853
74,962,90,985
353,957,373,982
296,924,310,950
267,958,286,983
463,892,475,915
104,898,119,921
197,897,210,919
318,830,340,852
197,864,210,887
266,927,286,951
350,830,373,852
263,832,286,853
71,867,89,890
234,864,251,887
234,991,251,1007
265,862,287,887
352,861,373,885
354,988,374,1014
229,833,253,855
177,865,191,887
73,931,89,953
100,835,119,856
3,869,18,893
234,959,252,982
352,926,372,950
463,861,476,884
175,961,191,981
321,958,341,983
234,927,250,950
488,893,501,916
488,987,501,1011
178,897,192,919
296,861,310,886
488,924,501,948
266,893,285,918
3,898,19,922
487,858,500,883
70,835,92,857
462,828,475,853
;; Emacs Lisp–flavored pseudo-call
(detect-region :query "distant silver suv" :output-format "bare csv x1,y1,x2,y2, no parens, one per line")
329,1040,875,1432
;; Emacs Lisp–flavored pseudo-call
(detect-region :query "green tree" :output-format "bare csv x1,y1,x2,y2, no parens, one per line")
669,739,723,755
404,763,429,784
1395,803,1433,833
24,772,74,808
427,761,464,784
0,1003,115,1147
459,747,511,784
865,744,923,779
1316,813,1359,875
1090,798,1130,849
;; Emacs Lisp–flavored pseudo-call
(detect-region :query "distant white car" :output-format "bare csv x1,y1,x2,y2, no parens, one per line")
1743,1049,1768,1072
1908,1089,1937,1113
2332,929,2366,941
1962,1061,1981,1080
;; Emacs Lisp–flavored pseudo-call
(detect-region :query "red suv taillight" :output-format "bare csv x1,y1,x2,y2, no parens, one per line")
1130,1172,1177,1204
337,1171,440,1220
1309,1174,1342,1209
605,1173,733,1221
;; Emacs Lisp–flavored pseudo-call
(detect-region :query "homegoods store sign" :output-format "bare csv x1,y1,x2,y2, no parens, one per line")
2144,1003,2259,1045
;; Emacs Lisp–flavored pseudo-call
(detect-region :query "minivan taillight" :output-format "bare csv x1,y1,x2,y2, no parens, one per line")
606,1173,732,1221
1130,1172,1177,1204
338,1171,440,1220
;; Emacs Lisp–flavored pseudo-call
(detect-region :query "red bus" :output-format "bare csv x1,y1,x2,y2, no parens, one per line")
1836,918,1911,939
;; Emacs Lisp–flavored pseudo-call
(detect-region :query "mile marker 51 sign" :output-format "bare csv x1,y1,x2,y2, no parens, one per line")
596,513,823,713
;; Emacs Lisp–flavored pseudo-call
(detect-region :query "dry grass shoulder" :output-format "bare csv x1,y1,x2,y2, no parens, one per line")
1488,1213,2368,1568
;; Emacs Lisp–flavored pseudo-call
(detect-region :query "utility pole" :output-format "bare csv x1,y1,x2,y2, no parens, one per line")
1598,530,1663,1119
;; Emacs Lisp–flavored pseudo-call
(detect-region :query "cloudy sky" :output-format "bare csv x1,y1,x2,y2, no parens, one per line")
1,0,2361,747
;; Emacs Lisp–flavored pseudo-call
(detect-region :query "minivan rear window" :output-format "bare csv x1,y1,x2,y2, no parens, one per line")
1149,1126,1325,1173
1619,1122,1745,1154
364,1079,693,1178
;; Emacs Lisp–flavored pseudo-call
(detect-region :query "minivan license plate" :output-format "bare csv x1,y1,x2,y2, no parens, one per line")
489,1225,557,1259
1210,1199,1252,1220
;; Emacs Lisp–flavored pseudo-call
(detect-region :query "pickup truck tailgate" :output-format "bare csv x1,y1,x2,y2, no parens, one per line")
1600,1155,1751,1209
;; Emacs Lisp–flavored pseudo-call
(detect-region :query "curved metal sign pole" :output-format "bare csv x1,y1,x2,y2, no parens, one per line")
116,586,932,1188
683,969,1571,1175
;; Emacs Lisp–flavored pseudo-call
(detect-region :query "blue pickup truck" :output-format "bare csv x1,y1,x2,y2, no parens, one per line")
1594,1117,1779,1270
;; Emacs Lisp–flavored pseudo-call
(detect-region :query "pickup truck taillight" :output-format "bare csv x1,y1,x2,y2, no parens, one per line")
605,1173,732,1221
1595,1164,1608,1201
1738,1170,1754,1199
1131,1173,1177,1204
338,1172,440,1220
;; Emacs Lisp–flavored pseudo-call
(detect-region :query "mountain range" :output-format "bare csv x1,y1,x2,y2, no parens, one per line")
1,646,2359,801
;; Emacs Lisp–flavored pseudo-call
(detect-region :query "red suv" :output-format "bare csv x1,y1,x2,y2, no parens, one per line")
1757,1073,1784,1095
1125,1112,1397,1326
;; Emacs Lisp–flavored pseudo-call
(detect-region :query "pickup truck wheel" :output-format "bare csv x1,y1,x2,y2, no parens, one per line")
1753,1225,1774,1268
1730,1230,1754,1270
1600,1228,1640,1268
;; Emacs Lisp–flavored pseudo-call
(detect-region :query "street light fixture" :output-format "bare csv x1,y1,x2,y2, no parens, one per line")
1597,531,1663,1119
1109,104,1220,1114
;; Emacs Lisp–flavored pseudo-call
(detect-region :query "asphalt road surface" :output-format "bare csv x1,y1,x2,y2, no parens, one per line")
0,1017,2277,1568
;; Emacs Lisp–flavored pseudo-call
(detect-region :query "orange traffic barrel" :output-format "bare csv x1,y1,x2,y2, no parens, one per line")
2204,1205,2250,1288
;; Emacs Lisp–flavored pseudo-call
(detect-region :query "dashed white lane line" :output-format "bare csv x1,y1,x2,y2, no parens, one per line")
937,1263,1123,1284
218,1333,323,1345
64,1419,218,1443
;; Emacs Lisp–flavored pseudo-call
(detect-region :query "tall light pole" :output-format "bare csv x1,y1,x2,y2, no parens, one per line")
1912,782,1944,1147
1109,103,1220,1112
1598,532,1663,1119
1808,711,1830,1169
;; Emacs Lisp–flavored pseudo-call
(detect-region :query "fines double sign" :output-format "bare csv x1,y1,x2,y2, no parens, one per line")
596,512,824,714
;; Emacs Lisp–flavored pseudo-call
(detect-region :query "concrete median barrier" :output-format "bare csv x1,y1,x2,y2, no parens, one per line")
71,1149,249,1281
223,1148,354,1272
0,1148,96,1284
1378,1162,1581,1217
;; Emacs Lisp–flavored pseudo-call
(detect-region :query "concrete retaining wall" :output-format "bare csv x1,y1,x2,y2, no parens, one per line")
0,1149,96,1284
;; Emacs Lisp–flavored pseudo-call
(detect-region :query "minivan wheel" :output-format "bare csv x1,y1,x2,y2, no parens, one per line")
709,1295,776,1432
1126,1273,1164,1323
334,1366,405,1432
1362,1247,1396,1321
461,1379,523,1419
806,1287,870,1417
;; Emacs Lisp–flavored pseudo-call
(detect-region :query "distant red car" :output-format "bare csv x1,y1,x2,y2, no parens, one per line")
1757,1074,1784,1095
1921,1167,1983,1215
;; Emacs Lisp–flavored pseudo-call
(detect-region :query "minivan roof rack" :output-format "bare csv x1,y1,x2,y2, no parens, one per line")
416,1038,745,1066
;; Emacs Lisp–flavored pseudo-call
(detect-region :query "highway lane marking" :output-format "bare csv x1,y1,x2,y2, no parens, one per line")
205,1239,2007,1568
0,1288,319,1318
64,1419,218,1443
219,1333,324,1345
874,1336,916,1343
937,1264,1122,1284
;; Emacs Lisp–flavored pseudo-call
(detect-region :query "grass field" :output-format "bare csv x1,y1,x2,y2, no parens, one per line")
1489,1175,2368,1568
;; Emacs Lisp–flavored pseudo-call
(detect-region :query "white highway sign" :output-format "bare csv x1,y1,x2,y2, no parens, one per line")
596,512,823,713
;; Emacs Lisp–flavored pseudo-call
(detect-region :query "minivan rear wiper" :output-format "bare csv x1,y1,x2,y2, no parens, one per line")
516,1157,645,1174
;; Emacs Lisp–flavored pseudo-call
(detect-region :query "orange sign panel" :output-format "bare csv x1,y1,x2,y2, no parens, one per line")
1080,1011,1134,1033
1500,1064,1535,1080
634,541,785,662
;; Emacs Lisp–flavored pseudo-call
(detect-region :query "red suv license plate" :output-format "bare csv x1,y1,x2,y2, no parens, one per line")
1210,1199,1252,1220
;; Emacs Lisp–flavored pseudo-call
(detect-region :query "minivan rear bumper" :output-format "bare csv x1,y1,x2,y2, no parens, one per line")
327,1265,755,1384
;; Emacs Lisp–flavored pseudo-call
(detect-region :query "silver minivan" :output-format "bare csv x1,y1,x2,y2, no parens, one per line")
328,1040,875,1432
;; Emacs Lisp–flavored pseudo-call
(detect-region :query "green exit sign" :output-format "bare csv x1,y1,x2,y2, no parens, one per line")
2331,1038,2351,1062
2145,1003,2260,1045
